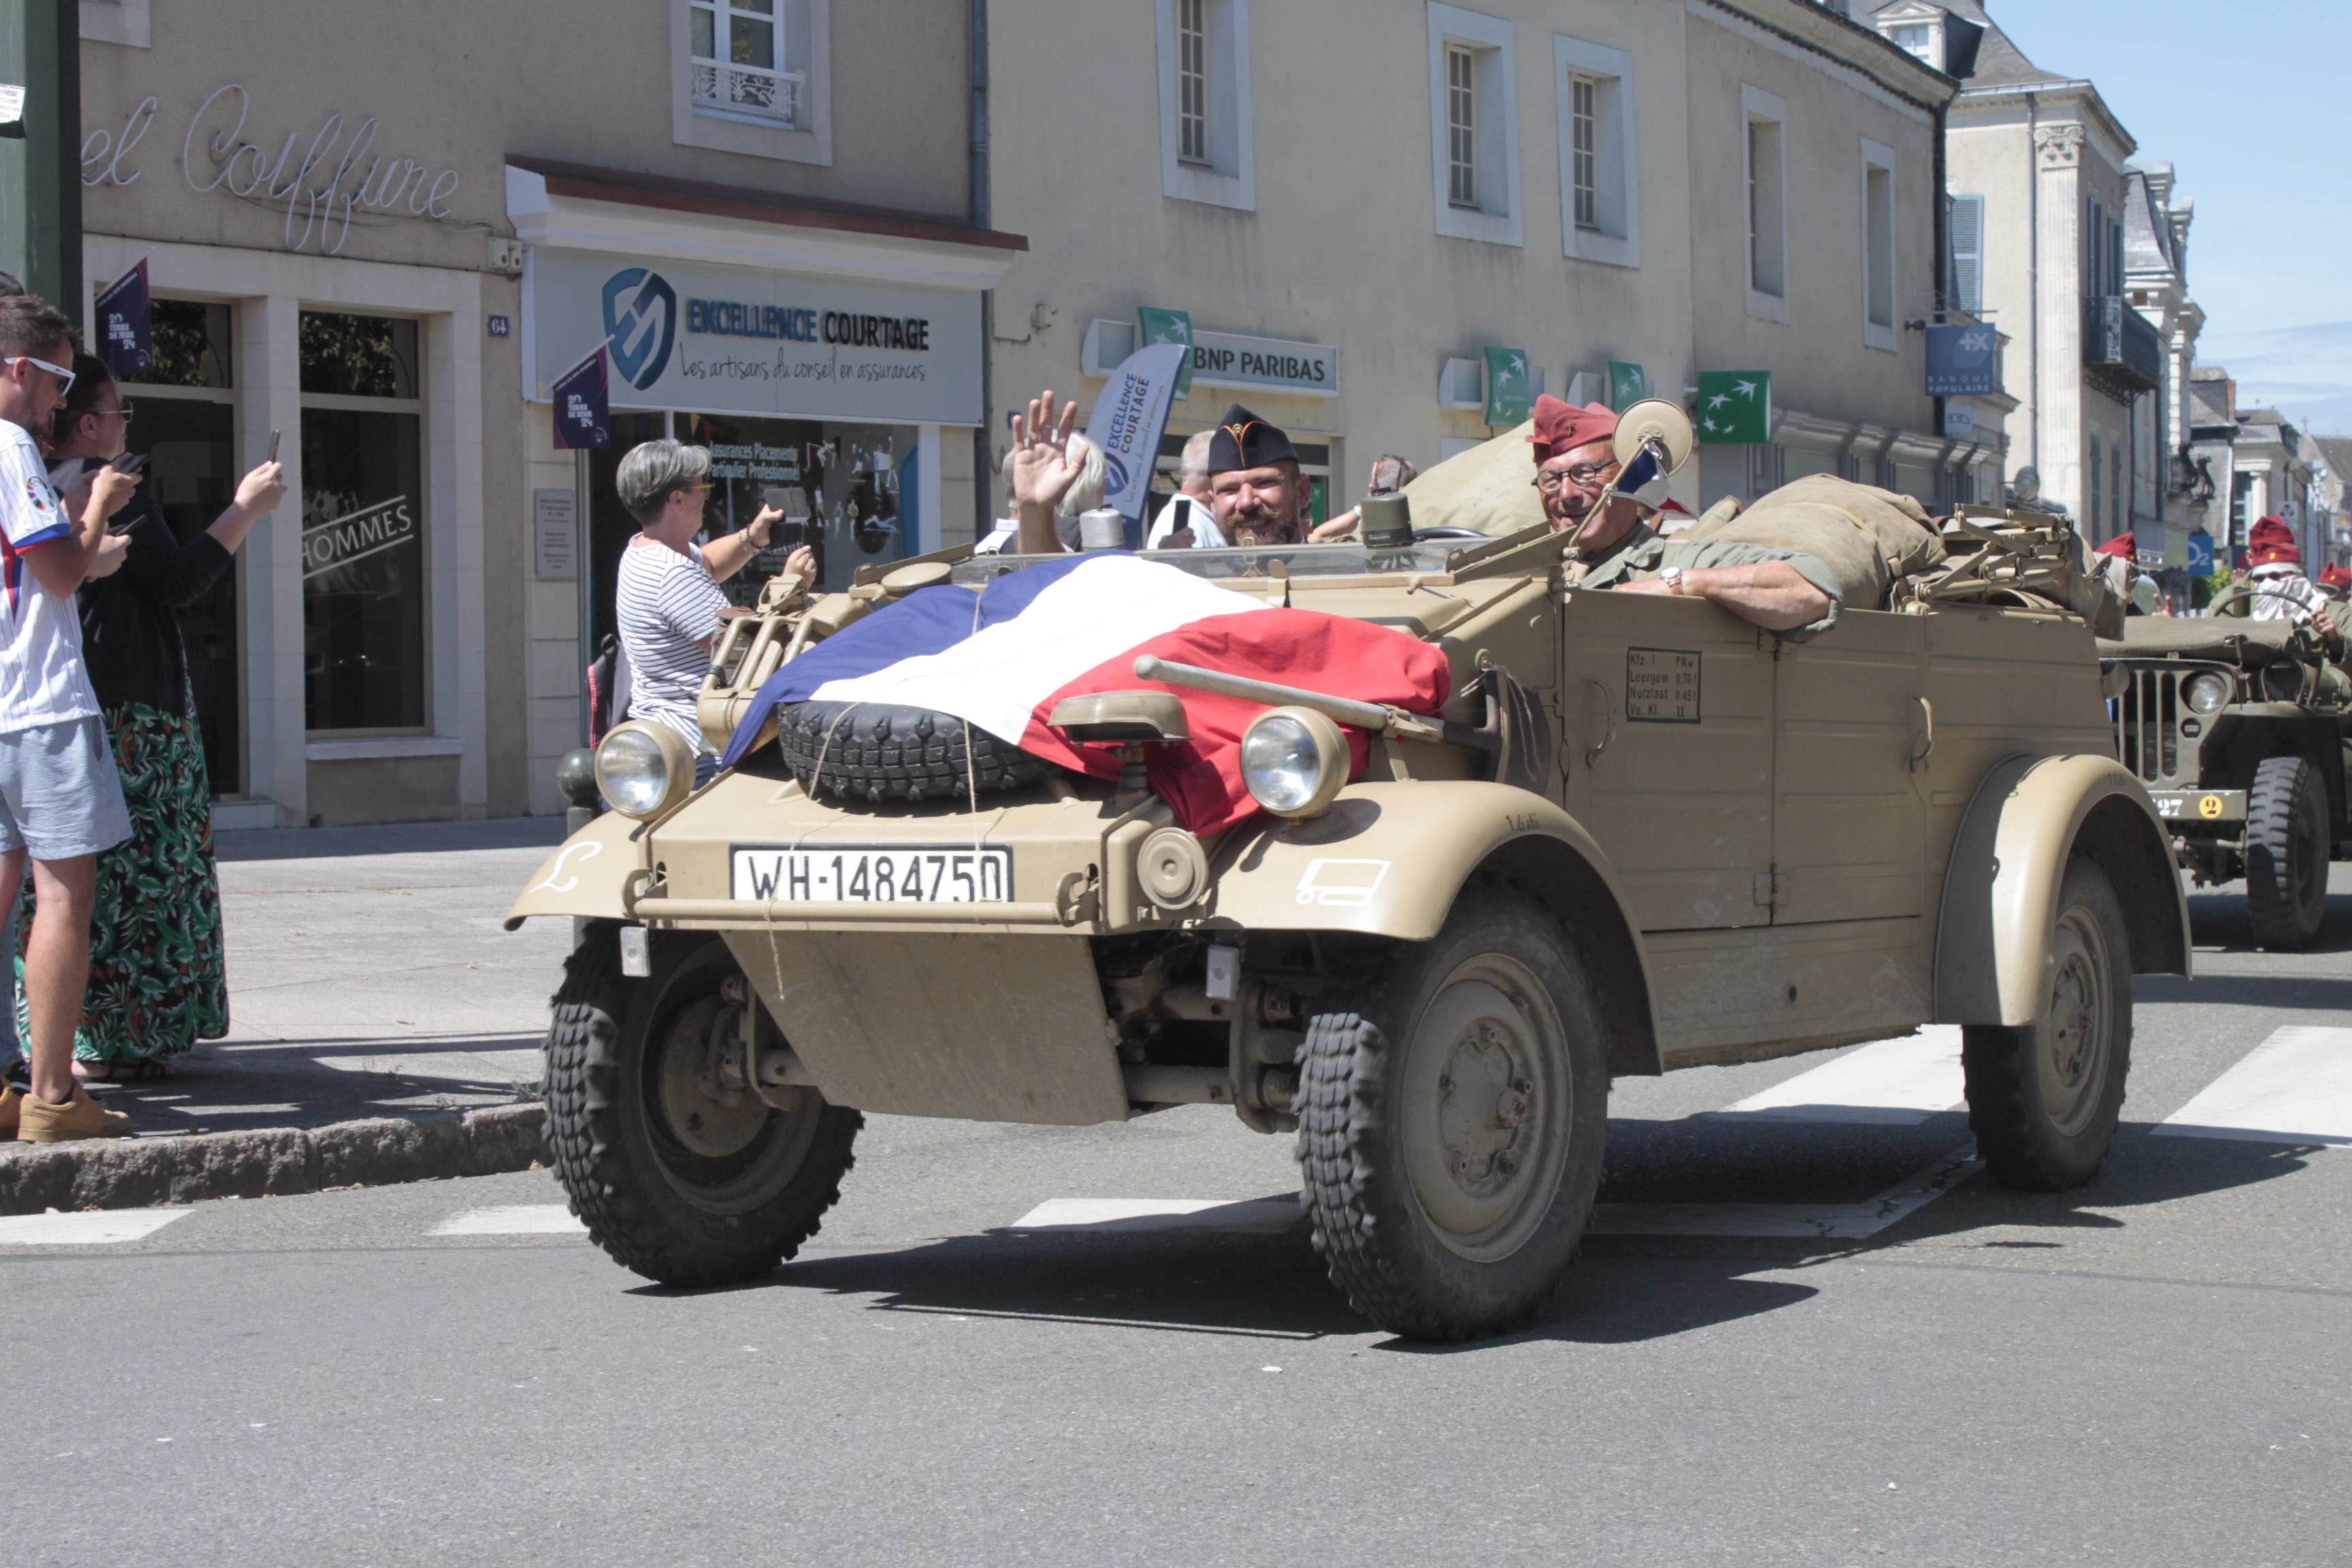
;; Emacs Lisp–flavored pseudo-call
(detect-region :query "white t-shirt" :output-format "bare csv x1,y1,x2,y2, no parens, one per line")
1145,493,1226,549
615,537,730,754
0,422,99,734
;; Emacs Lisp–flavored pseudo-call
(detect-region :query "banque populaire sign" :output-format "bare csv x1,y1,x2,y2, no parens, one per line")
530,250,984,426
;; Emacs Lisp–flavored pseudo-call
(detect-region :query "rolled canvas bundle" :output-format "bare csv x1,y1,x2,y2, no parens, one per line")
1682,474,1947,610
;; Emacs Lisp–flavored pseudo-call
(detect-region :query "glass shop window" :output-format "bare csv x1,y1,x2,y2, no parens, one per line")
299,312,427,733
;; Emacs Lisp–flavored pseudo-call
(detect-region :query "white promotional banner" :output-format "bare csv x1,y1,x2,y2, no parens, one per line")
529,248,985,425
1082,342,1188,523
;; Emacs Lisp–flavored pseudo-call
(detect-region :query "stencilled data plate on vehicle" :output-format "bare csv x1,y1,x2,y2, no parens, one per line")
1626,647,1702,723
729,844,1013,904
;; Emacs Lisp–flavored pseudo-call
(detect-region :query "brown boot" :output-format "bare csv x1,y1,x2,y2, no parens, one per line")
16,1084,133,1143
0,1085,18,1140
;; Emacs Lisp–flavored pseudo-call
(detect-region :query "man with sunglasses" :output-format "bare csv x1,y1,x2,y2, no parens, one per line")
0,294,140,1142
1529,395,1839,638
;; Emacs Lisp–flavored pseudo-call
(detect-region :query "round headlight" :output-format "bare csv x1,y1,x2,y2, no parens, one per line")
2183,672,2231,715
1240,706,1350,819
595,721,694,819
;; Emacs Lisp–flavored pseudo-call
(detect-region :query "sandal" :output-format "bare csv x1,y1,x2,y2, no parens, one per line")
72,1058,174,1083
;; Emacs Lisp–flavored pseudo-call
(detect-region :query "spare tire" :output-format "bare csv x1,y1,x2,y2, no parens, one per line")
775,700,1047,802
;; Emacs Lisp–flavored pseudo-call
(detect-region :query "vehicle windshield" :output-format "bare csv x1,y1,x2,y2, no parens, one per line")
949,541,1465,586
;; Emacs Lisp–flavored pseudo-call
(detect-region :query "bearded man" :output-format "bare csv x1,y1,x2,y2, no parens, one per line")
1205,403,1313,546
1526,395,1840,638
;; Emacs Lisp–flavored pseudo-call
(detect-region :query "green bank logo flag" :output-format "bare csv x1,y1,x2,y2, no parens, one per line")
1697,370,1771,444
1607,361,1648,412
1484,346,1531,427
1137,306,1195,400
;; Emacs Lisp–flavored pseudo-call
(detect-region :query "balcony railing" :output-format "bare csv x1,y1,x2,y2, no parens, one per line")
2082,295,2163,395
691,58,804,125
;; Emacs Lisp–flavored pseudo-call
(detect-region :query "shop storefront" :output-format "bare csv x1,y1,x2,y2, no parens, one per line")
508,161,1021,811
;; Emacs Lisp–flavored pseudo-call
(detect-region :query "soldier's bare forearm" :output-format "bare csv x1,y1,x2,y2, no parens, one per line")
1683,562,1833,631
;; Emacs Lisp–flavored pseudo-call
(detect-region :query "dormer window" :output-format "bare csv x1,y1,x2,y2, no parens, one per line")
1890,22,1938,64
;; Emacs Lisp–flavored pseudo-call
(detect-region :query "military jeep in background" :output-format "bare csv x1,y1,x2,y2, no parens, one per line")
2100,593,2352,949
509,439,2187,1342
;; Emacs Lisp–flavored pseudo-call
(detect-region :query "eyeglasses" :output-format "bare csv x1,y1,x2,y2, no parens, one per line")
105,400,134,425
1532,461,1618,493
5,355,75,397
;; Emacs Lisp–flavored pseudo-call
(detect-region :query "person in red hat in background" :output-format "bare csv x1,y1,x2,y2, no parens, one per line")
2316,564,2350,600
1524,394,1840,636
2243,515,2325,623
2093,532,2141,614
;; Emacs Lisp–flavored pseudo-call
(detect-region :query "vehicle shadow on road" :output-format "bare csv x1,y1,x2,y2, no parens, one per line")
656,1222,1823,1350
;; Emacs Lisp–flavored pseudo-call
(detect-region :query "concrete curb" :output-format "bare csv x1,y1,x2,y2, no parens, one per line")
0,1104,548,1215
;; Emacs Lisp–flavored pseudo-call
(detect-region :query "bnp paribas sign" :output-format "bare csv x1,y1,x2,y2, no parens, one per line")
529,250,984,425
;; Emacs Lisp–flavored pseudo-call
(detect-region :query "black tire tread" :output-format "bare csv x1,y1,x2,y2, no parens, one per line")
1294,883,1607,1341
543,924,860,1286
776,700,1045,802
1963,856,2133,1192
2245,754,2328,951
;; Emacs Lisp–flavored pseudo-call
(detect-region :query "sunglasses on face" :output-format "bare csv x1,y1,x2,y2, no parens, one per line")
5,355,75,397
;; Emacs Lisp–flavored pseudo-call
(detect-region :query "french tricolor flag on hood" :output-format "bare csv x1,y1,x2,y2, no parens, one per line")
720,554,1452,835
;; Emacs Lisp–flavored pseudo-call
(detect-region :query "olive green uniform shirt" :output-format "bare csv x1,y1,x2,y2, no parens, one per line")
1569,523,1846,642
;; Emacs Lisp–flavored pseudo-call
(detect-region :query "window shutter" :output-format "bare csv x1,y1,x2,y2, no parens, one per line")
1950,194,1983,313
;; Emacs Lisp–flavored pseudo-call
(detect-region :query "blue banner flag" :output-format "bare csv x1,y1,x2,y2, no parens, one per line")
1924,324,2000,397
95,261,152,380
553,347,611,451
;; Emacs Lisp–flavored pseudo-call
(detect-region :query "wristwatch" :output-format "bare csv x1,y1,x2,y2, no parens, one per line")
1659,566,1688,595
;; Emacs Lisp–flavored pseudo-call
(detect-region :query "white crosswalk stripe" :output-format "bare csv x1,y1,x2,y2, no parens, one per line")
2153,1026,2352,1147
0,1209,189,1245
430,1205,587,1236
1009,1198,1300,1234
1716,1028,1966,1124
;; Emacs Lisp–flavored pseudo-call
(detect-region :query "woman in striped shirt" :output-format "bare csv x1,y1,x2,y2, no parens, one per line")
613,439,812,786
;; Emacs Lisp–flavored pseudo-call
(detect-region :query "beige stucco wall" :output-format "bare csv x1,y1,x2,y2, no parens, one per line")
984,0,1947,521
77,0,976,820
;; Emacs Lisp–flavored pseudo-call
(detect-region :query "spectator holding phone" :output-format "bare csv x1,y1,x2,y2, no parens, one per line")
11,352,285,1081
0,297,137,1141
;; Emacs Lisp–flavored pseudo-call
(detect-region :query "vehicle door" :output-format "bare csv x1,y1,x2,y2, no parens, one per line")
1560,589,1776,932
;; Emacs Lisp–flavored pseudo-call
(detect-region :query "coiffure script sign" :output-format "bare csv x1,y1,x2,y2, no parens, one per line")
531,250,983,425
82,86,468,255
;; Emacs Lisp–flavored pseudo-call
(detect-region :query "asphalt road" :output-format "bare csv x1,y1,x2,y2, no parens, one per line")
8,871,2352,1566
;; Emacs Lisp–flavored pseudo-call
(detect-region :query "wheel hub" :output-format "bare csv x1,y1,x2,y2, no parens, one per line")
654,996,772,1160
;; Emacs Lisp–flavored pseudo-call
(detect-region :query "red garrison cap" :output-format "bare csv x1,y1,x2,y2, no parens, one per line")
2321,564,2351,590
2248,515,2300,569
1528,395,1618,466
2094,532,2136,562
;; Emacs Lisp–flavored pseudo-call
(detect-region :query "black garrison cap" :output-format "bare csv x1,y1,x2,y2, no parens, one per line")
1207,403,1298,475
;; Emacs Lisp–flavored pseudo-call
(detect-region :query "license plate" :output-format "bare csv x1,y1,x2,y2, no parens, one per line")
730,844,1013,904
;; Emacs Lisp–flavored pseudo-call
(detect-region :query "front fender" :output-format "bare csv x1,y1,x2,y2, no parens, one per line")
504,810,649,930
1206,781,1662,1075
1933,753,2191,1028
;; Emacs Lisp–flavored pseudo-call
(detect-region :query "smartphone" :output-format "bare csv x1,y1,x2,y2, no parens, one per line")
266,429,282,463
105,451,149,475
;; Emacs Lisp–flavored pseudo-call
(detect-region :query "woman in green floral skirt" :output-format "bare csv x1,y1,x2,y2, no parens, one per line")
14,354,284,1077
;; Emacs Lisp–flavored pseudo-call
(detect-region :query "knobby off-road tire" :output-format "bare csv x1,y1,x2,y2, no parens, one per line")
1963,854,2132,1192
777,700,1045,802
2245,754,2330,951
1295,882,1610,1341
543,924,862,1286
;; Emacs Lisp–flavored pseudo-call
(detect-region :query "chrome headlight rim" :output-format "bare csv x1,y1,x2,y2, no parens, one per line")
2183,671,2232,715
595,720,696,821
1240,706,1350,819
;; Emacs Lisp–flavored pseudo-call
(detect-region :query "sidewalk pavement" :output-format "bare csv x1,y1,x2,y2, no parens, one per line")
1,816,576,1213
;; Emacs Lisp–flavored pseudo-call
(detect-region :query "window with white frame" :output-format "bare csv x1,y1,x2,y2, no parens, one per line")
1555,35,1637,267
1427,4,1520,246
1156,0,1254,210
1447,46,1478,206
1891,23,1936,63
672,0,829,164
1742,85,1787,321
1950,193,1984,312
1862,137,1897,350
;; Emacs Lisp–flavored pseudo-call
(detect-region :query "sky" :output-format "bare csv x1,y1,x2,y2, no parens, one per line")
1986,2,2352,433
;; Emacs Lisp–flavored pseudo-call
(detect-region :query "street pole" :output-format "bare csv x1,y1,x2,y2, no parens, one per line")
0,0,81,323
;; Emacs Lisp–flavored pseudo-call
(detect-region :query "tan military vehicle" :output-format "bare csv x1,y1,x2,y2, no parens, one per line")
510,413,2187,1341
2099,590,2352,949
